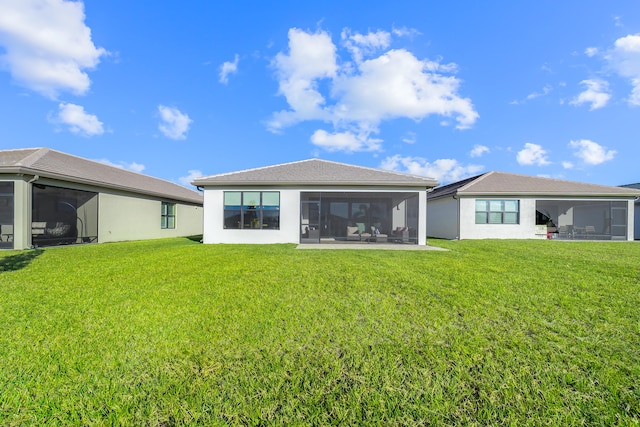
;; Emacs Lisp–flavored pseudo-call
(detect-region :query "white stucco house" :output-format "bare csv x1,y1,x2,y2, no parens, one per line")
193,159,438,245
0,148,203,250
427,171,640,241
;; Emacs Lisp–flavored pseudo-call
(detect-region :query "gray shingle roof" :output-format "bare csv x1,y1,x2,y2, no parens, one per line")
0,148,203,204
193,159,438,188
429,171,640,199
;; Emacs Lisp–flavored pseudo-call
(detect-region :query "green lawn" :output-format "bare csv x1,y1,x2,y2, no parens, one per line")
0,238,639,425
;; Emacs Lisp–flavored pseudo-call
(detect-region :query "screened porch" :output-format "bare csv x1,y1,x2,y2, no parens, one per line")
536,200,629,240
300,192,420,244
32,184,99,247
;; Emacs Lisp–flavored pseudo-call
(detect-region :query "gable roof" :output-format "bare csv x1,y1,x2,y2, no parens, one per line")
0,148,203,204
193,158,438,188
428,171,640,200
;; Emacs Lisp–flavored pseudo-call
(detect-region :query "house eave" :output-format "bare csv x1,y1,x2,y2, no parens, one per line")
458,191,640,199
1,166,203,205
192,180,437,188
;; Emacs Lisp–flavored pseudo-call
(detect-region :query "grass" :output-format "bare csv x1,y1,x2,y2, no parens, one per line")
0,238,639,425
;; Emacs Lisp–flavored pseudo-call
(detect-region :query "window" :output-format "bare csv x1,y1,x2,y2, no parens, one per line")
161,202,176,229
475,199,519,224
224,191,280,229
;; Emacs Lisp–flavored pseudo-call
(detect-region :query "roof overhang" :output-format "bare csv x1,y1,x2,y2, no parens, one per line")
193,180,435,189
458,191,640,199
2,166,203,205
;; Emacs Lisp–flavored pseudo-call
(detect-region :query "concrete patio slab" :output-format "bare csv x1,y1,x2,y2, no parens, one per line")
296,243,447,250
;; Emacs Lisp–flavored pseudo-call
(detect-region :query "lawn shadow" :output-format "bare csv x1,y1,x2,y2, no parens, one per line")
185,235,203,243
0,250,43,273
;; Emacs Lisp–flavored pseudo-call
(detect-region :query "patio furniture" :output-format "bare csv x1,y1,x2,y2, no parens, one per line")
371,226,387,242
390,227,409,243
585,225,596,236
558,225,571,239
1,224,12,242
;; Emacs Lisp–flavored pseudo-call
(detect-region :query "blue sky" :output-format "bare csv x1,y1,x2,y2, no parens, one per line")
1,1,639,188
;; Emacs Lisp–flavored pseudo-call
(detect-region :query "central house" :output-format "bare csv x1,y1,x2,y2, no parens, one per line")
193,159,438,245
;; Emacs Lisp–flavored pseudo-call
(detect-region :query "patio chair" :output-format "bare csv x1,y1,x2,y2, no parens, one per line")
558,225,571,239
391,227,409,243
1,224,12,242
371,226,387,242
346,226,361,241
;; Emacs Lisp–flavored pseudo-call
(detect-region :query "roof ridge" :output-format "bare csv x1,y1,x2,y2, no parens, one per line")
458,171,492,191
16,147,49,167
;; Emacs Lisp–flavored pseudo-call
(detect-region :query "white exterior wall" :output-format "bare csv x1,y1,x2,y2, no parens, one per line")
418,190,427,245
99,191,203,243
459,197,540,239
426,197,459,239
203,188,300,244
202,186,428,245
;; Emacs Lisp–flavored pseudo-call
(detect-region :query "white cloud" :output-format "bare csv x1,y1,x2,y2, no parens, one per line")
605,33,640,105
469,144,489,157
268,28,337,131
219,54,239,84
310,129,381,153
392,26,421,38
569,139,616,165
380,154,483,184
614,16,623,28
0,0,106,98
341,29,391,63
268,27,478,152
585,47,599,57
158,105,192,140
52,102,103,136
526,85,552,100
179,169,203,187
97,159,145,173
517,143,550,166
562,161,574,169
402,131,416,144
331,49,477,128
511,85,552,105
570,79,611,110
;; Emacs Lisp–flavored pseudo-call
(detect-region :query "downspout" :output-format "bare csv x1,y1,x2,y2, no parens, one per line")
453,193,460,240
28,174,40,184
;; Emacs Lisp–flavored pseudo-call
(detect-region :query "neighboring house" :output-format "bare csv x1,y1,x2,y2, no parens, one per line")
0,148,203,250
193,159,438,245
427,171,640,241
620,183,640,240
